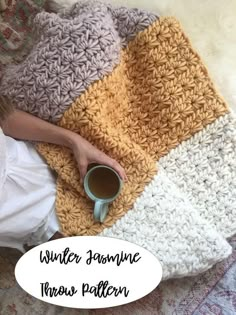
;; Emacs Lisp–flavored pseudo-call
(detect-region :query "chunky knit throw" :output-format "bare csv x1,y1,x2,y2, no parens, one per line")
1,1,236,279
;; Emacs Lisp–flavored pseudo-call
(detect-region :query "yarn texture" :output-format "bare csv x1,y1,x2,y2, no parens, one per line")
36,16,229,235
100,112,235,279
1,1,157,122
1,1,236,279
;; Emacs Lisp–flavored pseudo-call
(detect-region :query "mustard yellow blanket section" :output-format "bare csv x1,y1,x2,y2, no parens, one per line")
37,17,228,236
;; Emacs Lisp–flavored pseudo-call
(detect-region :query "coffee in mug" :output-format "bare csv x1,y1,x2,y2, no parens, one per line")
84,165,123,222
88,167,120,199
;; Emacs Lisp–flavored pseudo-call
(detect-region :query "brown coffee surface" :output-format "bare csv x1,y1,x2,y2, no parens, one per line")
88,167,120,199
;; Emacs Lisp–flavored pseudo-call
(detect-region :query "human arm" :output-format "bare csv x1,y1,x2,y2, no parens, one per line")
2,109,127,182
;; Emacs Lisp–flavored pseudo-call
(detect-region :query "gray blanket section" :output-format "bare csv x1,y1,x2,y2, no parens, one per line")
1,0,158,122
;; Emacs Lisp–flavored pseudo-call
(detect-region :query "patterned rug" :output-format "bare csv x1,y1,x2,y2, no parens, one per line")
0,0,44,67
1,236,236,314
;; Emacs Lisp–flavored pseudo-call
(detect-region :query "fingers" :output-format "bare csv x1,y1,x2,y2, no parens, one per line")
76,149,128,184
98,156,128,182
112,162,128,182
78,160,88,184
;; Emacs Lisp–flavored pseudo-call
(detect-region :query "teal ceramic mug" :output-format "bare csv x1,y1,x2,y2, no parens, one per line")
84,165,123,222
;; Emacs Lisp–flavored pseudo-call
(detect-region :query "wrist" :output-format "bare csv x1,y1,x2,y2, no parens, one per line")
62,128,81,150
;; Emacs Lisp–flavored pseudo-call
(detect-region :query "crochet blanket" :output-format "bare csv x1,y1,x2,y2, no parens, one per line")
1,1,236,280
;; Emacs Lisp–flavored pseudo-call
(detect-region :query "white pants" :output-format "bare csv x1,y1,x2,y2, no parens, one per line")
0,135,61,253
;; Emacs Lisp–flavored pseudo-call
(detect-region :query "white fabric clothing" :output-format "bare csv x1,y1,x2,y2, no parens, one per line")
0,128,60,253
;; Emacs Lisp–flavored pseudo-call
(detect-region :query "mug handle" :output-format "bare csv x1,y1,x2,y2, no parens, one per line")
94,200,109,222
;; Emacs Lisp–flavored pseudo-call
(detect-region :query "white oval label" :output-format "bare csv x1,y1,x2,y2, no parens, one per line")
15,236,162,309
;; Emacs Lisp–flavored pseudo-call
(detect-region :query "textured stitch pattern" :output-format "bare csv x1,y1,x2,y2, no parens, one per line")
0,2,235,279
0,0,157,122
99,113,236,279
159,112,236,238
100,165,232,280
36,17,229,236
